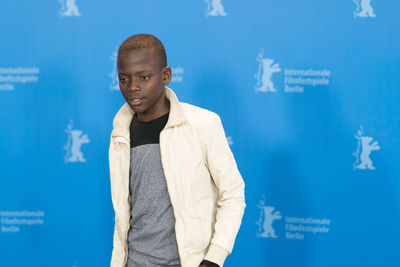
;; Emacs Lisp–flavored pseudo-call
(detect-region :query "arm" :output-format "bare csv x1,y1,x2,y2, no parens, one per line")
109,134,130,267
110,217,127,267
203,114,246,267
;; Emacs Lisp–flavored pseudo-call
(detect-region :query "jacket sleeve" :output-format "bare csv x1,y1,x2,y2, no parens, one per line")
109,134,129,267
203,114,246,267
110,216,127,267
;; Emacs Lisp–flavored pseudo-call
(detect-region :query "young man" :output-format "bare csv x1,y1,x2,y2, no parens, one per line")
109,33,245,267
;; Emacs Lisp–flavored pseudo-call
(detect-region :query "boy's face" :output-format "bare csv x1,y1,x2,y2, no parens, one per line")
117,48,171,119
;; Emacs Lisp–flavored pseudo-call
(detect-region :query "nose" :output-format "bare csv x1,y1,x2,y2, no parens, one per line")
128,81,140,92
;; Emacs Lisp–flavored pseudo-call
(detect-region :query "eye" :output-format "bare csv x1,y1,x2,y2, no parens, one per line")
140,76,150,81
119,77,127,83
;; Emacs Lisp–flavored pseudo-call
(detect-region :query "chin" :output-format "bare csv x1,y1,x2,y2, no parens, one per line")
129,104,148,114
128,105,141,112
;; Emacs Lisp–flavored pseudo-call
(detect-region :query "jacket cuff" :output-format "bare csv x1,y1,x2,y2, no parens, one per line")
204,243,229,267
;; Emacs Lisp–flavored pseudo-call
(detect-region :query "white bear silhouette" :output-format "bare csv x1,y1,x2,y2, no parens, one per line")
356,136,380,170
205,0,227,17
59,0,81,17
64,121,90,163
109,48,120,91
354,0,376,18
257,205,282,238
255,53,281,93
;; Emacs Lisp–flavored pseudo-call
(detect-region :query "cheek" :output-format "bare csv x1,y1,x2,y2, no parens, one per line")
119,88,128,98
147,80,163,94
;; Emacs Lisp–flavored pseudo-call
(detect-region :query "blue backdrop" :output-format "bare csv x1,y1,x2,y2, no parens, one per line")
1,1,399,266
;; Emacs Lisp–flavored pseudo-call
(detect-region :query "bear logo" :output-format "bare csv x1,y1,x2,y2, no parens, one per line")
353,125,381,170
64,120,90,163
109,47,120,91
204,0,227,17
254,48,281,92
256,198,282,238
58,0,81,17
353,0,376,18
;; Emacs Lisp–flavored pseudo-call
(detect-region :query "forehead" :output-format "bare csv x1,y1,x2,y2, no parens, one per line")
117,48,161,71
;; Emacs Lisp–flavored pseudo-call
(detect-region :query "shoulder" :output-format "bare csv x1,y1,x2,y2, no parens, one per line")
179,102,221,127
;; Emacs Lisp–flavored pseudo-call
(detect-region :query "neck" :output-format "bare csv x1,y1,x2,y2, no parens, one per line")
136,96,170,122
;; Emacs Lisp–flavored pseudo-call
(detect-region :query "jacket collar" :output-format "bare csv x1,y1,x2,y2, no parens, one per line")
111,87,186,139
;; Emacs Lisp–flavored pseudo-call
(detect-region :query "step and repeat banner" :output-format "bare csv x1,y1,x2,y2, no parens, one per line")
1,1,399,266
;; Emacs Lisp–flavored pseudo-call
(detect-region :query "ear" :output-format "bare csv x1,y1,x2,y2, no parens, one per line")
162,66,172,85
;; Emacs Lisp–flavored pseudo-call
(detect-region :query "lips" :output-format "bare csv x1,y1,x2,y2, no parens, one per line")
128,98,144,106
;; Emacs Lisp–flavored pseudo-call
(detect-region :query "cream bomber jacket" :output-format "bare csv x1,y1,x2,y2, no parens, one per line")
109,87,246,267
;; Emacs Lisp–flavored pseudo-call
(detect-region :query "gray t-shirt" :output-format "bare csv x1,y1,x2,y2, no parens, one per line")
127,112,181,267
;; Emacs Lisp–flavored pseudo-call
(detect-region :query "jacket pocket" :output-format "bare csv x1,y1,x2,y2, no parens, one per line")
185,215,209,253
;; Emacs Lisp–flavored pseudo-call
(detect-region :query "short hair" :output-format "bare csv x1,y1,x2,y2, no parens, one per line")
118,33,167,68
